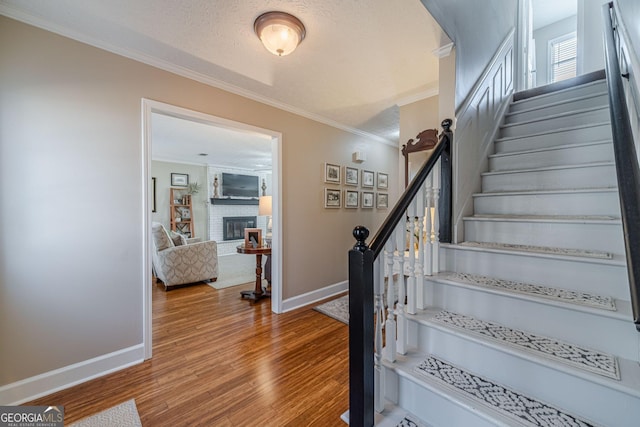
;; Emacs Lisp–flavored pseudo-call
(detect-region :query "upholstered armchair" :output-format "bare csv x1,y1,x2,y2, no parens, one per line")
151,222,218,290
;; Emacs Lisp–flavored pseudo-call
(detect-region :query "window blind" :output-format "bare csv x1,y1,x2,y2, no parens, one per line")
550,33,577,83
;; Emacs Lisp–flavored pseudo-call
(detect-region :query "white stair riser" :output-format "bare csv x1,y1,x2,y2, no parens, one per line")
500,108,610,138
384,368,499,427
440,245,630,299
407,322,640,427
510,82,608,112
463,219,625,254
505,93,609,124
482,164,616,192
489,142,614,171
420,282,636,359
473,190,620,216
495,123,612,153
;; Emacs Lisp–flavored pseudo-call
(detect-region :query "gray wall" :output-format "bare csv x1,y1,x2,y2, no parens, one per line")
614,0,640,60
534,16,577,86
419,0,518,108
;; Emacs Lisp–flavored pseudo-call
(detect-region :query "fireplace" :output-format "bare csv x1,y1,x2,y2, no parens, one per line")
223,216,257,241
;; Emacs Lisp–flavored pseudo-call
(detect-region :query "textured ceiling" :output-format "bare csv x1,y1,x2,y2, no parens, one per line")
0,0,447,146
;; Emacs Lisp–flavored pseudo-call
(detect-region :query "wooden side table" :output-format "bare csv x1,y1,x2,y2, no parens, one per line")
237,244,272,302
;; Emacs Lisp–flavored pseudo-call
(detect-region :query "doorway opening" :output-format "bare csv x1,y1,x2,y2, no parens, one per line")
141,99,283,359
517,0,605,92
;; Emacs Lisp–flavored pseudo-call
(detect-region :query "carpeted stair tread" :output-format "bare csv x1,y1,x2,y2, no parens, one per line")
459,241,612,259
414,356,598,427
465,214,620,223
432,310,619,380
437,272,616,311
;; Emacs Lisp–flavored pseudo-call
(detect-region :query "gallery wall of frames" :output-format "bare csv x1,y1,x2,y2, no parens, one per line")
323,162,389,210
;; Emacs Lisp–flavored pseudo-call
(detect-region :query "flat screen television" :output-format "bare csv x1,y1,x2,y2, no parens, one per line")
221,173,259,198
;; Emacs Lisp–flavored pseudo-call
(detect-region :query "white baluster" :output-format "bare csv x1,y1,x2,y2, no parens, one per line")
424,174,434,277
373,258,385,413
414,185,426,311
406,198,420,314
383,238,396,362
432,160,441,274
394,222,407,355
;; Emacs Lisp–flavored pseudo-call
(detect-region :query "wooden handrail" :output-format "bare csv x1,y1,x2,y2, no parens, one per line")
602,2,640,331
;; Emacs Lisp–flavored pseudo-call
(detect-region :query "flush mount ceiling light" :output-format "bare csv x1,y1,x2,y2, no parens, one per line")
254,11,306,57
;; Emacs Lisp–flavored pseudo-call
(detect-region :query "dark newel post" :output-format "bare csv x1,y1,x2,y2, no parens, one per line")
348,226,374,427
439,119,453,243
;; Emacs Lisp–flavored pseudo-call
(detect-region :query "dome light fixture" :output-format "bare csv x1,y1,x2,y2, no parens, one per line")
254,11,306,57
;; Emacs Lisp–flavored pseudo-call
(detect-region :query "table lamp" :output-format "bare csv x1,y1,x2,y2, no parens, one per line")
259,195,273,247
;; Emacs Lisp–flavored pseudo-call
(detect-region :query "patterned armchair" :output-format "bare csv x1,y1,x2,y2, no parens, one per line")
152,222,218,290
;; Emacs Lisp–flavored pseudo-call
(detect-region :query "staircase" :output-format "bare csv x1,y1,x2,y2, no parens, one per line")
381,76,640,426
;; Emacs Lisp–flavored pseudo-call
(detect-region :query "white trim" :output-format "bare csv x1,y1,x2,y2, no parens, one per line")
281,281,349,312
141,101,153,360
141,99,283,323
0,345,144,405
0,4,395,148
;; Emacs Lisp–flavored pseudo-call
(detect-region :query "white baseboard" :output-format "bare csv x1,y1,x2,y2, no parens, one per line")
281,280,348,312
0,344,144,405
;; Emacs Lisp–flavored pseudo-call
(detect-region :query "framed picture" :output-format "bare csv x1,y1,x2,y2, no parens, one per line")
344,190,359,208
244,228,262,248
362,191,374,208
171,173,189,187
324,188,341,208
377,172,388,189
324,163,341,183
377,192,389,209
344,166,359,186
152,177,157,213
362,170,375,188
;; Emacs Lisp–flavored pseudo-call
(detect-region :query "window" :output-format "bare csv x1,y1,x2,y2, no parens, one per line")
549,32,577,83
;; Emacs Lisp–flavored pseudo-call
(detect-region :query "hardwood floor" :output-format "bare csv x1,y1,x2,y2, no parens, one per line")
27,282,349,426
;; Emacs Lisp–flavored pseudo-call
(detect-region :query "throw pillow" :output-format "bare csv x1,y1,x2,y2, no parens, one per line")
152,223,174,251
170,230,188,246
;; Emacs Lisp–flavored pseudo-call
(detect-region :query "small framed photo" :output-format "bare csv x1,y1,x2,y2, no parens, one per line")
344,166,359,186
324,188,341,208
171,173,189,187
344,190,359,208
244,228,262,248
362,191,374,208
377,172,388,189
324,163,341,183
377,193,389,209
362,170,375,188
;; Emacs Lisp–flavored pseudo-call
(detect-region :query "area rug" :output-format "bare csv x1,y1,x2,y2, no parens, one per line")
68,399,142,427
314,294,349,324
209,253,258,289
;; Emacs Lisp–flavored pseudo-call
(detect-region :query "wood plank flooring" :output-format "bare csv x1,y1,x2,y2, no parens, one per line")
26,282,349,426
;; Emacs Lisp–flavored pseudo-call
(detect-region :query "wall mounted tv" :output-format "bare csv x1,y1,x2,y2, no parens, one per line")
221,173,259,198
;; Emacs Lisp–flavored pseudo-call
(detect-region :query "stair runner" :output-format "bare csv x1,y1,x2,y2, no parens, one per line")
414,356,598,427
459,241,613,259
394,414,429,427
432,310,620,379
438,272,616,311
